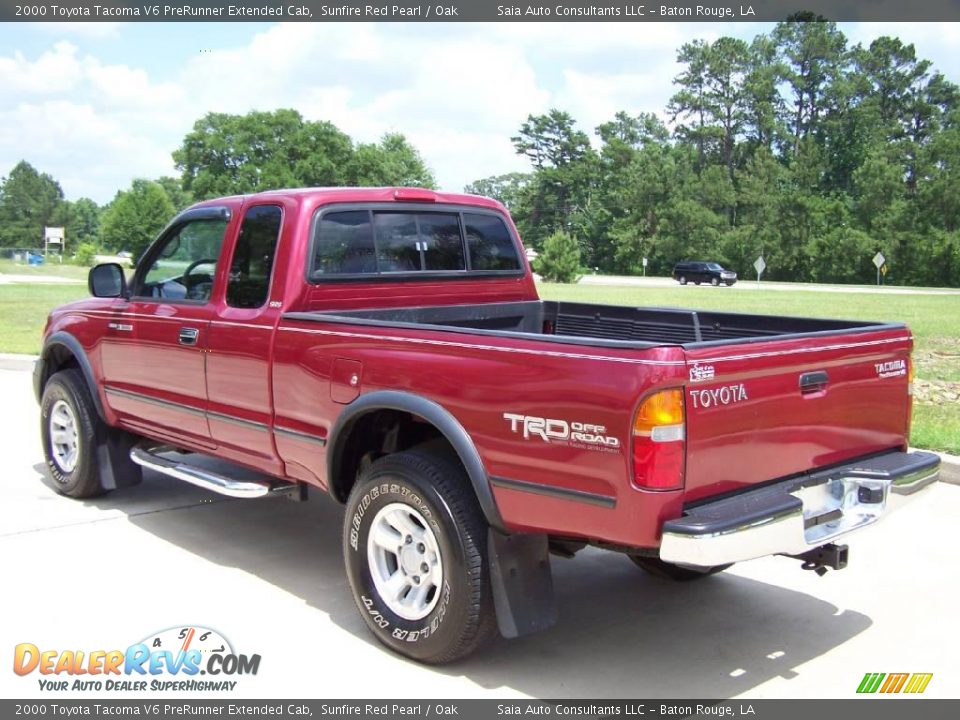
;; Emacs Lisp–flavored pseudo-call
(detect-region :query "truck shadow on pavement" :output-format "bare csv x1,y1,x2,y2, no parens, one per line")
49,465,872,699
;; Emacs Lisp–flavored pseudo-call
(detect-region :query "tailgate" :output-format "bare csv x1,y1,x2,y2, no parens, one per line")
682,328,913,503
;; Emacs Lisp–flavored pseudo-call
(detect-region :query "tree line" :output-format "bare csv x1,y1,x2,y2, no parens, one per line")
0,109,433,262
468,16,960,287
2,17,958,286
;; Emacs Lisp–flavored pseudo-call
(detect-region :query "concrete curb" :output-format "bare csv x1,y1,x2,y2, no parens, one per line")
0,353,38,372
929,450,960,487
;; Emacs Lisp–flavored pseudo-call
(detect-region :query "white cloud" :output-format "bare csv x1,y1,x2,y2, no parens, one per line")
0,99,174,202
0,42,83,95
4,21,959,204
0,43,183,200
2,22,556,200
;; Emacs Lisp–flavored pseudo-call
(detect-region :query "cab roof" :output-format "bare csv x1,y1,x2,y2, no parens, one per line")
193,186,504,211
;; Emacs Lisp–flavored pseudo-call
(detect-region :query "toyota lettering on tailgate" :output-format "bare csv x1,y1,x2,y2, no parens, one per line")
688,383,749,409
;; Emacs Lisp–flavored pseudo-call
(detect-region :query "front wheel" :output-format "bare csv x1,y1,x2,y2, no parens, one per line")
41,369,104,498
343,449,497,664
629,556,732,581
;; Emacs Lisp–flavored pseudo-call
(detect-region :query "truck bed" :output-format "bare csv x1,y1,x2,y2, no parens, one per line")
285,300,901,348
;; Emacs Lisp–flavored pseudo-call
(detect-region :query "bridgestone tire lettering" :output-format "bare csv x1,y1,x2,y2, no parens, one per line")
342,448,497,664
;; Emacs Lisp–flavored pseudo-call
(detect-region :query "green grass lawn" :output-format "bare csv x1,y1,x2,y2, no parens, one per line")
539,282,960,455
1,278,956,454
0,284,89,354
0,258,90,281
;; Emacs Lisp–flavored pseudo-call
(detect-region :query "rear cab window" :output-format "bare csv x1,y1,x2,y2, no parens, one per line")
310,206,522,281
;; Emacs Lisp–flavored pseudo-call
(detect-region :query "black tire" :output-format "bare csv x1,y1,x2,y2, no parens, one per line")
711,277,720,286
694,280,701,285
629,556,732,581
678,276,687,285
40,369,105,498
343,449,497,664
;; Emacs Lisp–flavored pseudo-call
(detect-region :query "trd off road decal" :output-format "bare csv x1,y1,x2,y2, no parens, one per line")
503,413,621,452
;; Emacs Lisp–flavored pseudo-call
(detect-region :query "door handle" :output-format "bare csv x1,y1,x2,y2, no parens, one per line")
800,370,829,394
179,327,200,346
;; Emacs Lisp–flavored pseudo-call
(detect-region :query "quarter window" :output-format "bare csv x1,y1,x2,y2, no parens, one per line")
227,205,282,309
463,213,521,271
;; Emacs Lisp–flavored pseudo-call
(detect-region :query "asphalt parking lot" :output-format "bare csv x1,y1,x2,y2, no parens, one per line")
1,364,957,700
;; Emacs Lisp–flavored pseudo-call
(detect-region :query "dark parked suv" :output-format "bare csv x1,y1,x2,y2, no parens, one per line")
673,261,737,286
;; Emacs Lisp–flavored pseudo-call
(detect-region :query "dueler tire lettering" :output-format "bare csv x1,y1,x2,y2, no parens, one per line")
342,449,497,664
40,369,105,499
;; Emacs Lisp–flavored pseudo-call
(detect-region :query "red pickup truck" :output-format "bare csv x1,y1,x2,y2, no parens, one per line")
35,187,939,664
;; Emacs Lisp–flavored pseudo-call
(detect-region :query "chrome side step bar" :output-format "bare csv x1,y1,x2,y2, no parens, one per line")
129,446,296,499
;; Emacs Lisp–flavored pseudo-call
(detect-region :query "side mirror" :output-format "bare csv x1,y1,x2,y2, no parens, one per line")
88,263,128,298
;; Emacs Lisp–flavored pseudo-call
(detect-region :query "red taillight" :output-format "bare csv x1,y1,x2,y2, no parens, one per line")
632,388,685,490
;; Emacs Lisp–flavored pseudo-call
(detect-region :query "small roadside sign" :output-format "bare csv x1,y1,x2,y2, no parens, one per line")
753,256,765,283
44,226,65,256
873,252,886,285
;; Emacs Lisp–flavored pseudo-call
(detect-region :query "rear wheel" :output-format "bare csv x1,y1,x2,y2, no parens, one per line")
41,370,104,498
678,276,687,285
343,449,497,664
711,277,720,286
629,556,731,581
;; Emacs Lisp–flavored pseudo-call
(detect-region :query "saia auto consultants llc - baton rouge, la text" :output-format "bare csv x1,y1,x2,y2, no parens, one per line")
496,5,757,17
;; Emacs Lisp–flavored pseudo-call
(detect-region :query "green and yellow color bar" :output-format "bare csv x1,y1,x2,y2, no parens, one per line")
857,672,933,694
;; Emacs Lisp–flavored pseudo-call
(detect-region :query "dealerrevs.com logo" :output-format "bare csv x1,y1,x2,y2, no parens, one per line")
13,626,261,692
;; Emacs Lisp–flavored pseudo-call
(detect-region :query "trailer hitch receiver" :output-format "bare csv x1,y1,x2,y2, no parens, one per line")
791,543,849,576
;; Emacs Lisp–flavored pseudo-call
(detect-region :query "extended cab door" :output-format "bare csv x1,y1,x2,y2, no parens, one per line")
205,201,289,473
100,206,235,447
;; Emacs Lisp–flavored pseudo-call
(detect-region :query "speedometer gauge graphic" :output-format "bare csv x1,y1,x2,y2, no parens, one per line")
138,626,234,658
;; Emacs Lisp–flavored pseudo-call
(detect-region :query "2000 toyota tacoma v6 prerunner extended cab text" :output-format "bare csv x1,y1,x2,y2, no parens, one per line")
35,187,939,663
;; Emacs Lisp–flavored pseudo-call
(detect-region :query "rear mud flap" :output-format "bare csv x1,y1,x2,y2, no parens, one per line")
488,530,557,638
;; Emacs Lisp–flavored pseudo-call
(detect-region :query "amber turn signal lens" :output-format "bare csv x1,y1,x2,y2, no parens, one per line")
633,388,685,436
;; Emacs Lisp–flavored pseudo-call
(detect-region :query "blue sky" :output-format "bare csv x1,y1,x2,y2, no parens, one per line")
2,21,959,204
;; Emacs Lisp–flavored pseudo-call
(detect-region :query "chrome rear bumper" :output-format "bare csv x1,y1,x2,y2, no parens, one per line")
659,451,939,568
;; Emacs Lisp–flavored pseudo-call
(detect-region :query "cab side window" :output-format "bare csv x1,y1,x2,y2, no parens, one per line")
139,218,228,302
463,213,521,271
227,205,283,309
